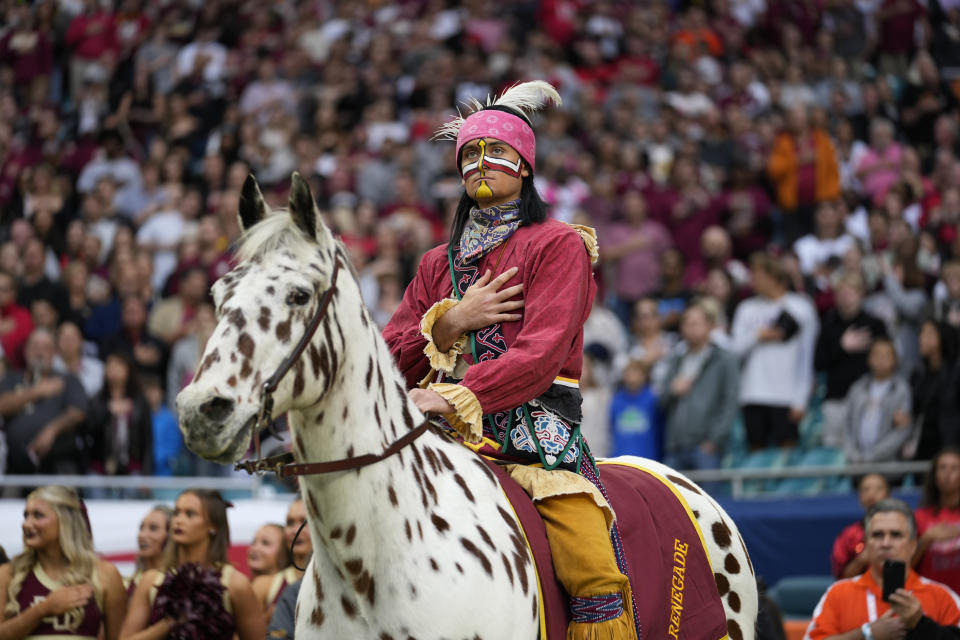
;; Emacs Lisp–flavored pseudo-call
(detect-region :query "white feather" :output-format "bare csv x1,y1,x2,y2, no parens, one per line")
489,80,562,115
431,80,561,140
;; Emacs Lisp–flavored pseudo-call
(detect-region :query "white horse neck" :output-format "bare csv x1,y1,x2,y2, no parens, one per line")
287,279,542,638
289,302,457,557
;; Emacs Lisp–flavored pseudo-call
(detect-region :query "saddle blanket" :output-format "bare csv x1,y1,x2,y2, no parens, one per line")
484,458,728,639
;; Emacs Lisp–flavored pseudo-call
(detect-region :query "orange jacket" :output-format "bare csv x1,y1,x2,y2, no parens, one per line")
767,129,840,211
804,569,960,639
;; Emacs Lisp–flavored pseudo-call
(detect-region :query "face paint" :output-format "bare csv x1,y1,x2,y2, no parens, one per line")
470,140,494,200
461,140,524,181
461,139,525,201
474,140,493,200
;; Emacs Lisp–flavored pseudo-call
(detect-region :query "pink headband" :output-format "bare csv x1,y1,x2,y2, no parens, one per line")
455,110,537,172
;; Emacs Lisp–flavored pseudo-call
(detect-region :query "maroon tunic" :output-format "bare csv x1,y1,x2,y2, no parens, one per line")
15,566,102,639
384,219,595,414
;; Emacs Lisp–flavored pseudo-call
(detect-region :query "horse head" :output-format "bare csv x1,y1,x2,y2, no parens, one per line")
177,172,350,463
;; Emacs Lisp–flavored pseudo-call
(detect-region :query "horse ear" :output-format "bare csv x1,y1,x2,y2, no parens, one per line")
288,172,319,241
239,174,267,231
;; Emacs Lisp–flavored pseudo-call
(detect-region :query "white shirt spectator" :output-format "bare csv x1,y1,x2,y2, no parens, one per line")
779,82,817,109
53,354,104,398
838,138,870,192
584,304,629,387
77,153,145,219
665,90,715,118
731,292,819,409
176,40,227,85
239,79,297,122
298,18,351,63
730,0,767,27
136,208,186,294
88,217,118,264
794,233,857,275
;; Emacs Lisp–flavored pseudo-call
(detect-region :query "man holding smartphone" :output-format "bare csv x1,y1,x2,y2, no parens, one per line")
806,499,960,639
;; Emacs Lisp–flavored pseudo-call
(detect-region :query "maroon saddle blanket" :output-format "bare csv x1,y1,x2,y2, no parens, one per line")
483,459,728,640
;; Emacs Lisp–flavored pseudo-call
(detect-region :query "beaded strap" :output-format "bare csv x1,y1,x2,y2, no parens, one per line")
569,592,625,624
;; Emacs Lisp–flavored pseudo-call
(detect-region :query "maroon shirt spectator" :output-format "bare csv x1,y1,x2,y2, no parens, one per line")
0,137,43,211
650,156,722,286
616,36,660,87
0,9,53,87
65,0,120,62
721,163,773,260
603,190,673,304
876,0,927,56
538,0,582,46
763,0,823,44
380,172,444,241
0,271,34,371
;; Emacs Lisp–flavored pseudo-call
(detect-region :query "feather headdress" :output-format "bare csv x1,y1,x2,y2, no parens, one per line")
434,80,562,172
433,80,562,141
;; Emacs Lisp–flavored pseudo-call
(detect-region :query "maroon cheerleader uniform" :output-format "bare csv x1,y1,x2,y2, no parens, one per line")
15,565,103,639
265,566,301,607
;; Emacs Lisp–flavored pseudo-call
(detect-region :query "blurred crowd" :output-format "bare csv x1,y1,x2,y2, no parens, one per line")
1,0,960,481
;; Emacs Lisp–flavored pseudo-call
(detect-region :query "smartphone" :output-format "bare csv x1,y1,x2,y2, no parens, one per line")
882,560,906,601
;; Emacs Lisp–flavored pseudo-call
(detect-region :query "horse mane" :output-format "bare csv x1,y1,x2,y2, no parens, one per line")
235,209,360,282
236,211,317,265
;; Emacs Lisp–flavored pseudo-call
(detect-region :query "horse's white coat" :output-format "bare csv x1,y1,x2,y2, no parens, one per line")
177,175,757,639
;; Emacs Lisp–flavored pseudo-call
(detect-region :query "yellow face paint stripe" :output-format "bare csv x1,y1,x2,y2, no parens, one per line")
477,139,487,176
475,139,493,199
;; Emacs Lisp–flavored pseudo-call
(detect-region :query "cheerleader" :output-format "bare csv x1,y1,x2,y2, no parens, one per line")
119,489,264,640
245,524,288,579
125,506,173,596
252,497,311,620
0,485,127,639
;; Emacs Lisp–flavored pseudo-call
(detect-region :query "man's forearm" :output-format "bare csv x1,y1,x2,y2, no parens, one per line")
825,629,868,640
432,308,465,353
45,407,85,438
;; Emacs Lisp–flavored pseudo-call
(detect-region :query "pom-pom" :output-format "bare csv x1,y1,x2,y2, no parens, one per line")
154,564,234,640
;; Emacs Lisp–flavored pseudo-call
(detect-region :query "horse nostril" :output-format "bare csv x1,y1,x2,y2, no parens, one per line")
198,397,235,423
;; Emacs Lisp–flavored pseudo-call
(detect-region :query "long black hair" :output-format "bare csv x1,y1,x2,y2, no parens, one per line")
450,175,548,244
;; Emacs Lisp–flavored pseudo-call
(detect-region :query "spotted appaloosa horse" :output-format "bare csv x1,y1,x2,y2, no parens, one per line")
176,173,758,639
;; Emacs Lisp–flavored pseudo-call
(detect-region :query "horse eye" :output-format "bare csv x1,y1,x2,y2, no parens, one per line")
287,288,311,306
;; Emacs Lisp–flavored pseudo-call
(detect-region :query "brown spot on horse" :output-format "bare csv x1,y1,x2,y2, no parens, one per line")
460,538,492,576
454,474,475,503
431,513,449,535
712,520,733,548
724,553,741,574
237,333,255,358
666,474,701,494
276,319,292,342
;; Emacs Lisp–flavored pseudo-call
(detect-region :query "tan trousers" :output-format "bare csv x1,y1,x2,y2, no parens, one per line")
531,488,637,639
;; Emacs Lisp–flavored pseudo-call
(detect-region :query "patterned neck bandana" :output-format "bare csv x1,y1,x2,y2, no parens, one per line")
458,199,522,264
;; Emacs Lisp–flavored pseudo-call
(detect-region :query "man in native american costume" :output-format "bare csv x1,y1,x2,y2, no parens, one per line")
384,81,637,639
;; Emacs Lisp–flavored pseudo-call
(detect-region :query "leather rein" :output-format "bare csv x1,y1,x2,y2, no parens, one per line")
234,256,432,479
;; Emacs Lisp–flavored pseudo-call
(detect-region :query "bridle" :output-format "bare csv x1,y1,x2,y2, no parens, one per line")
233,255,432,479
